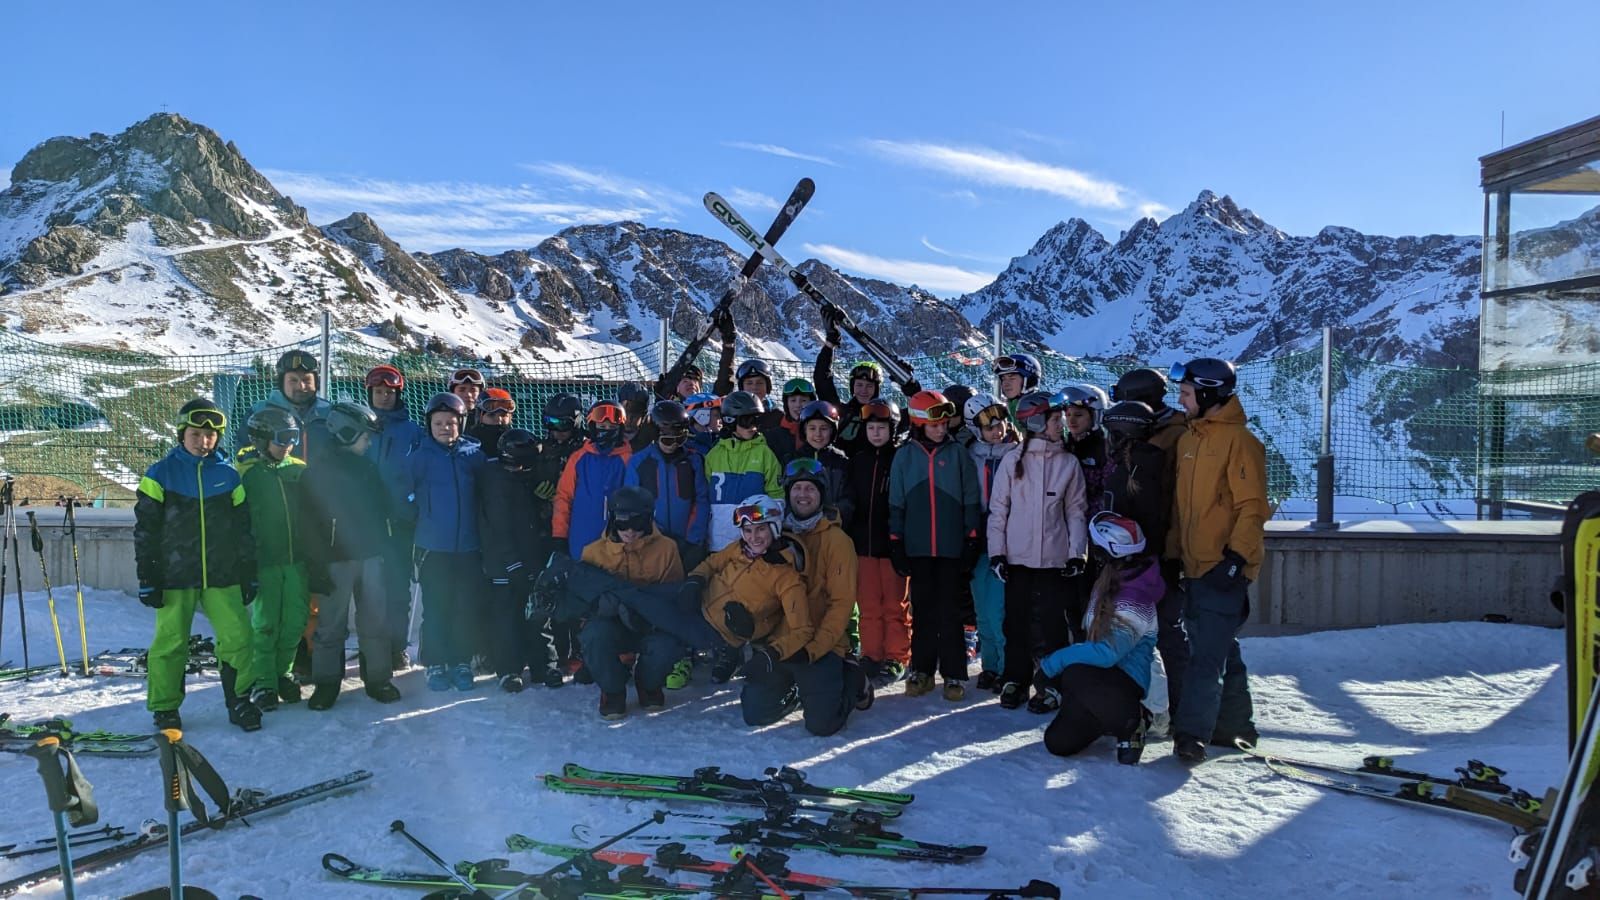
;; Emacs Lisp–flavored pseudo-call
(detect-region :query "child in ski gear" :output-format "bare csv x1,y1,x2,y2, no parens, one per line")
703,391,783,552
249,350,331,462
987,390,1088,713
963,393,1019,692
477,428,563,692
1038,513,1162,763
236,406,309,709
448,367,485,429
813,325,908,456
993,353,1041,419
888,390,982,701
942,384,976,449
1061,384,1110,513
684,392,722,456
537,393,589,679
1101,402,1172,581
553,399,634,557
366,364,424,672
846,399,911,688
397,392,487,693
618,382,655,452
299,401,399,709
766,378,817,461
1169,357,1267,763
624,400,711,569
469,388,516,458
785,400,854,528
135,398,261,732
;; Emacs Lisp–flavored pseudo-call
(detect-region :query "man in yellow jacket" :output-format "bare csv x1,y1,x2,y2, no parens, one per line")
1168,357,1268,764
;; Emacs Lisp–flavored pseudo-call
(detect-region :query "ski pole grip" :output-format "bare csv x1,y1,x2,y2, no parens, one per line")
24,737,72,812
27,511,41,552
156,729,184,814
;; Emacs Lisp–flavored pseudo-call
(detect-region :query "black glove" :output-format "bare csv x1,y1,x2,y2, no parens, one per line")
740,643,779,679
901,379,923,396
724,601,757,640
240,580,258,606
1062,558,1086,578
824,323,842,349
888,538,911,579
960,535,981,574
989,556,1009,583
820,304,847,330
713,308,735,339
1031,666,1055,693
679,576,708,606
1203,549,1250,592
138,585,163,609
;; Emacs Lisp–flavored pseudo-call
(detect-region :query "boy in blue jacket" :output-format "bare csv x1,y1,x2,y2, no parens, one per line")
553,399,633,557
624,401,710,569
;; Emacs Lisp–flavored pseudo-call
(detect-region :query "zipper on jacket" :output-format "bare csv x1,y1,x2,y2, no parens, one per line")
277,470,295,564
868,455,880,557
196,457,209,590
923,442,938,557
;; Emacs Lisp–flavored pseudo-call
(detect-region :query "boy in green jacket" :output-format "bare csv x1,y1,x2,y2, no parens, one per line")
236,406,310,709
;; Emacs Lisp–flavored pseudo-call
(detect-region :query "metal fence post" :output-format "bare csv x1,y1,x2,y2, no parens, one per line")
658,317,669,379
1313,326,1339,530
992,323,1003,395
319,311,332,400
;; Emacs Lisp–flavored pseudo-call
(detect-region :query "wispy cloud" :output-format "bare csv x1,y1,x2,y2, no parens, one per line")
1136,201,1174,221
519,162,693,209
919,236,1010,266
867,140,1127,209
725,188,781,212
724,141,838,167
803,242,994,295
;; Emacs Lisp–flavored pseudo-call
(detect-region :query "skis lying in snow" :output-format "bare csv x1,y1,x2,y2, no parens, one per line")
0,636,217,681
0,713,157,756
545,762,912,816
0,769,373,896
1234,739,1533,798
323,852,726,898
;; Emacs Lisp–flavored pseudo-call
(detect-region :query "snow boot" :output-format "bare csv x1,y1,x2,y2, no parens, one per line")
1212,727,1259,750
846,657,874,711
904,672,935,697
307,682,340,711
391,648,411,673
1117,711,1150,766
539,668,566,688
975,670,1001,692
228,697,263,732
365,681,401,704
998,681,1025,709
665,657,693,690
1027,686,1062,714
250,686,280,713
710,645,741,684
152,709,182,731
499,674,526,693
869,660,906,691
637,684,666,711
451,664,476,691
942,679,966,702
1174,734,1207,765
599,692,627,720
426,665,451,692
278,676,303,704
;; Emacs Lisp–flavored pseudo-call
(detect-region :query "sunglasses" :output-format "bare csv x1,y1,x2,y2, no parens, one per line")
784,457,826,479
269,428,302,447
734,504,780,526
908,401,956,423
450,369,486,388
1168,363,1225,389
179,409,227,431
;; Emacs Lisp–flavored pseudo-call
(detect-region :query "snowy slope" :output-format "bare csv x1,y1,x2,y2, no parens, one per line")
0,589,1563,898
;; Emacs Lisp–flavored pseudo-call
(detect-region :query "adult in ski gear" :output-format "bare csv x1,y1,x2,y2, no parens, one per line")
135,398,261,731
1060,384,1110,514
475,428,562,692
703,392,783,552
845,399,911,688
1039,513,1162,763
766,378,818,461
888,390,981,701
536,393,589,676
299,401,398,708
1169,357,1265,763
736,359,775,401
655,361,705,404
782,401,853,527
469,388,516,459
397,392,486,692
579,485,687,719
249,350,331,462
994,353,1042,416
365,364,424,671
987,391,1088,713
964,393,1019,690
624,401,710,569
553,400,634,557
236,407,309,709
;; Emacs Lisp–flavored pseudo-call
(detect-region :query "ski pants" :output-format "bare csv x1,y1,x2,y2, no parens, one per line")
971,553,1006,673
579,617,685,695
1173,577,1257,743
385,523,417,652
906,557,969,682
417,549,485,668
741,651,859,737
147,586,254,712
1001,565,1071,686
1044,663,1144,757
856,555,910,667
1156,560,1190,717
488,580,558,679
313,557,391,687
250,563,309,686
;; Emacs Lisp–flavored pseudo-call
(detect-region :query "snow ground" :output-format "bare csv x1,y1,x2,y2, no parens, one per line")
0,589,1567,898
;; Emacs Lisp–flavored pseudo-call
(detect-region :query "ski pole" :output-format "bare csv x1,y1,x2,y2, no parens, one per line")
0,823,131,860
730,846,792,899
0,479,9,666
26,511,69,676
6,478,29,674
64,500,89,676
493,810,668,899
389,820,494,900
23,735,99,900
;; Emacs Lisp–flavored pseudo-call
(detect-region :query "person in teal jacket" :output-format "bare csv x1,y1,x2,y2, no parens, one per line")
703,391,783,552
887,390,981,701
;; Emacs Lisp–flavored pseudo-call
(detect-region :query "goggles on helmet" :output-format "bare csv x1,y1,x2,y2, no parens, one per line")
179,408,227,431
612,513,653,533
734,503,782,526
861,400,897,423
908,401,957,424
267,427,302,447
365,367,404,389
588,404,627,426
449,368,486,388
784,457,827,480
974,405,1009,428
1169,362,1226,389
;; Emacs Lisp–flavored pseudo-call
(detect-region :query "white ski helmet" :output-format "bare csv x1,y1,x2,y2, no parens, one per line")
963,391,1008,440
1088,511,1146,559
733,493,784,541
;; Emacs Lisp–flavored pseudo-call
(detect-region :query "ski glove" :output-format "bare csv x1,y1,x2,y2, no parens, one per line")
1202,549,1250,593
679,576,708,606
138,585,163,609
533,481,557,502
888,537,911,578
989,556,1009,584
1032,665,1056,692
739,643,780,679
240,581,258,606
724,601,757,640
713,307,735,339
960,535,982,574
1062,558,1086,579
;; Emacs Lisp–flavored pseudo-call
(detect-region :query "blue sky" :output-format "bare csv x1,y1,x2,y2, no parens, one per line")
2,1,1595,294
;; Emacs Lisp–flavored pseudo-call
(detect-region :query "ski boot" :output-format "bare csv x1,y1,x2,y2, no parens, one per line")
539,668,566,688
451,664,476,691
709,645,741,684
665,656,693,690
1174,734,1207,765
499,673,526,693
228,697,263,732
1117,710,1151,765
278,676,304,704
1027,686,1061,714
998,682,1025,709
152,709,182,731
975,670,1001,692
307,682,340,711
869,660,906,691
250,686,280,713
365,681,401,704
426,665,450,692
599,692,627,720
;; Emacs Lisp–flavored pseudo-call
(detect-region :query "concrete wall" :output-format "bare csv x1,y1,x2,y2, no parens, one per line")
0,510,1566,630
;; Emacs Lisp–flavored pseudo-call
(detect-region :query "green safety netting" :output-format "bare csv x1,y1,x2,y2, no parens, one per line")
0,326,1594,508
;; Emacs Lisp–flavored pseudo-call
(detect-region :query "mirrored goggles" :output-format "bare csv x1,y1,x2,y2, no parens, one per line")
268,428,302,447
784,457,826,479
179,409,227,431
974,405,1009,428
1168,362,1225,389
733,503,780,526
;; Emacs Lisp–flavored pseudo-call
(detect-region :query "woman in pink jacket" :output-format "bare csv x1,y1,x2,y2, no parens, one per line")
986,390,1088,712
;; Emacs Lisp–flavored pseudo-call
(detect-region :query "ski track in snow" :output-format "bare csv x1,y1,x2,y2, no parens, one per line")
0,589,1566,898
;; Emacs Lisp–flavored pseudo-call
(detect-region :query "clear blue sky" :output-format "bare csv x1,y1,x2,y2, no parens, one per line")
2,1,1595,294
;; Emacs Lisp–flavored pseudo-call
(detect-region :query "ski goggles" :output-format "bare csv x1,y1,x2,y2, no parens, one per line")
612,513,652,533
784,457,827,480
587,404,627,426
733,503,781,527
178,408,227,431
656,430,688,447
973,405,1009,429
542,414,577,431
684,396,720,412
907,400,957,424
267,427,302,447
1168,362,1225,389
732,414,763,430
479,393,516,415
860,400,897,423
449,368,486,389
994,356,1029,375
365,367,404,389
782,378,817,398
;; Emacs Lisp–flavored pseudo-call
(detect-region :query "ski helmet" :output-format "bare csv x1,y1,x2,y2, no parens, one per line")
782,378,817,402
684,392,722,428
477,387,516,416
448,368,486,391
1088,511,1147,559
942,385,976,417
798,400,840,432
736,359,773,393
425,392,469,425
964,392,1008,439
325,400,382,447
721,390,766,425
541,393,584,434
1170,357,1238,413
1102,401,1157,443
586,399,627,443
606,485,657,538
733,493,784,541
1058,383,1109,429
176,398,227,441
650,400,691,436
245,406,300,449
906,390,956,427
364,364,404,392
275,349,319,394
1014,390,1057,435
860,398,900,425
782,456,829,508
497,428,540,469
1112,367,1168,408
848,361,882,386
617,381,652,415
994,353,1042,391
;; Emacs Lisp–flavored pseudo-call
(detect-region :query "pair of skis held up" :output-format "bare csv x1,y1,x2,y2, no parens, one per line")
0,485,90,680
664,178,918,394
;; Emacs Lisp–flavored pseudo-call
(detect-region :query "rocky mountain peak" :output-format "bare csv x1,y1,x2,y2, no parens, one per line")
1172,189,1281,240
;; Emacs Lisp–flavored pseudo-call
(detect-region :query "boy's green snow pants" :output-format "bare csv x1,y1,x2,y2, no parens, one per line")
250,563,310,687
146,585,256,712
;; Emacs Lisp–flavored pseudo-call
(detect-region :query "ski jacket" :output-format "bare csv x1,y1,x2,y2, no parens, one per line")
968,434,1020,551
477,461,544,581
553,440,633,557
135,445,255,592
397,435,486,553
844,439,900,559
765,417,803,462
236,449,306,568
1171,396,1270,581
987,436,1087,568
624,444,710,548
1067,429,1110,514
703,434,783,552
788,443,854,528
1147,406,1188,464
782,514,857,661
1039,557,1163,693
887,435,981,560
1104,441,1173,559
688,430,718,457
532,435,584,539
250,392,331,464
694,541,809,652
468,422,509,461
372,405,425,482
300,446,393,567
580,531,685,586
813,344,878,458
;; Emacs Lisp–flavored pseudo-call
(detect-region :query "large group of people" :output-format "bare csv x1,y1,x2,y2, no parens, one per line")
132,314,1270,764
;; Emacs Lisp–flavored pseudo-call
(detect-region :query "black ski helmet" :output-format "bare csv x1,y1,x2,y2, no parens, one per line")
941,384,976,417
721,390,766,424
176,397,227,442
1112,368,1169,408
1171,357,1238,413
1102,400,1157,443
735,359,773,394
541,393,584,434
649,400,690,435
606,485,656,538
425,392,469,424
617,381,652,420
497,428,540,469
799,399,840,432
246,406,300,448
325,400,381,446
782,456,829,509
275,349,319,394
